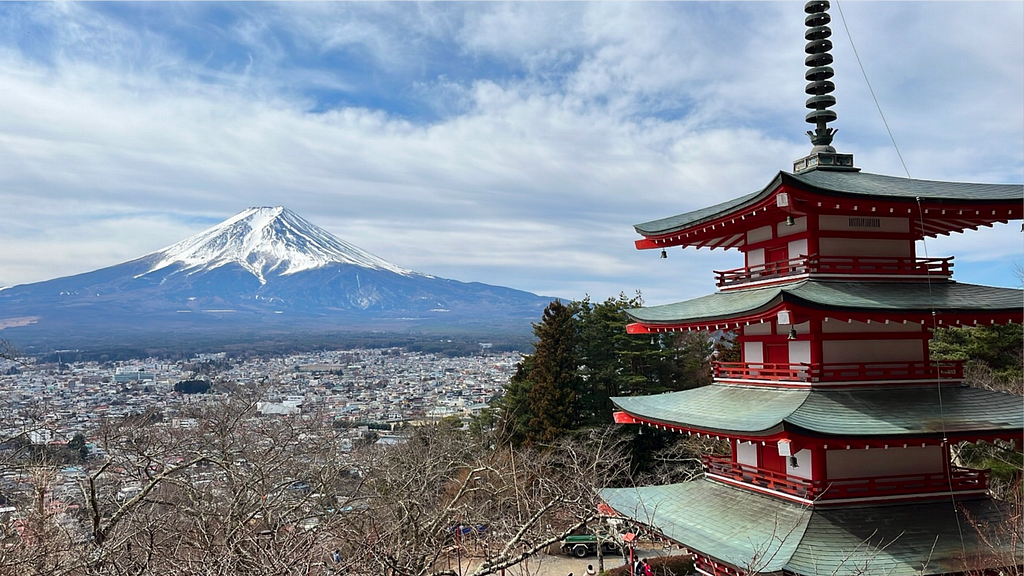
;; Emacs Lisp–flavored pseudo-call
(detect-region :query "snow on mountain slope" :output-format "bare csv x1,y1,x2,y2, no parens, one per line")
144,207,419,284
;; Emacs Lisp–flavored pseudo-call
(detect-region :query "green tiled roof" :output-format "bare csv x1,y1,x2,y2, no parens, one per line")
601,479,1022,576
791,170,1023,203
789,386,1023,437
601,480,809,573
613,386,804,435
633,191,761,236
633,170,1023,236
625,280,1024,325
611,384,1024,438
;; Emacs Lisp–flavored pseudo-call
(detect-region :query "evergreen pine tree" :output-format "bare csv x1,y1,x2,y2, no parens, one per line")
524,300,582,444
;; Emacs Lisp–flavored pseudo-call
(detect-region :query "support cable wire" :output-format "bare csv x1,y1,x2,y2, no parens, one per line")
834,0,912,179
915,196,968,561
837,0,967,556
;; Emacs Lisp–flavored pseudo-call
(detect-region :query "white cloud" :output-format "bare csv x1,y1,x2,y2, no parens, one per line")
0,2,1020,304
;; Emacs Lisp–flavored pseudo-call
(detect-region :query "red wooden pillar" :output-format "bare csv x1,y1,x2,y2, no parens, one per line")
811,442,827,485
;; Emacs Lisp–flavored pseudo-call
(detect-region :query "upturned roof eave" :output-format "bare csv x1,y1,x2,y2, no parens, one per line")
632,170,1024,242
612,385,1024,440
632,172,785,238
625,280,1024,331
601,481,1021,576
613,404,1024,442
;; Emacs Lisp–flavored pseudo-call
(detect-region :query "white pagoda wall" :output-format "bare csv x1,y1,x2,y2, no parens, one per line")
821,320,923,334
789,340,811,364
747,225,773,244
785,448,812,479
777,217,807,237
743,341,763,363
826,445,943,478
736,441,757,467
744,218,807,268
820,319,925,364
740,322,811,365
818,237,912,258
740,323,770,365
788,237,808,260
822,339,924,363
818,215,909,233
817,215,913,258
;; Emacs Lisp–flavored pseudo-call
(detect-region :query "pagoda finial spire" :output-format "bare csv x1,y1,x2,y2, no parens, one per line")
803,0,837,149
793,0,856,173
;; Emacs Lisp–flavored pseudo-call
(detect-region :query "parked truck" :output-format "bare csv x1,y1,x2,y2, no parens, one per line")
560,534,621,558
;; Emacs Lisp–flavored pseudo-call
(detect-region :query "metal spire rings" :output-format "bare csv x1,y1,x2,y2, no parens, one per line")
804,0,837,148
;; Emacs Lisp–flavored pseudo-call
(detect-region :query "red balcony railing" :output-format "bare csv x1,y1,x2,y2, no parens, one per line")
714,255,953,288
703,455,988,501
713,360,965,384
704,455,814,499
714,362,810,382
818,466,989,499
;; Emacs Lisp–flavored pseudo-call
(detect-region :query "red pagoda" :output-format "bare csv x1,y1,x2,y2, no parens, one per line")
601,2,1023,575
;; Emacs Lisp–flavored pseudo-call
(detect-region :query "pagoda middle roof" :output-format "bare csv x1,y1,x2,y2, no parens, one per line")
611,384,1024,439
600,479,1021,575
634,169,1023,237
625,279,1023,327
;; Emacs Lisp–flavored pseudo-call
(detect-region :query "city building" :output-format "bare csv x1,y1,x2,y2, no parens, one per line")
601,2,1023,575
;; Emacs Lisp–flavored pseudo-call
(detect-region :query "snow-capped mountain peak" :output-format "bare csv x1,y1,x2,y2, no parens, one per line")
145,206,417,283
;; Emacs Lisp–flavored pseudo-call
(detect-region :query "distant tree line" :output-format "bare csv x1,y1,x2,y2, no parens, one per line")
25,332,530,364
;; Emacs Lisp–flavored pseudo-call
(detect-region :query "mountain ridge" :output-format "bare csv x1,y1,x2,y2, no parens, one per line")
0,207,555,350
142,206,420,283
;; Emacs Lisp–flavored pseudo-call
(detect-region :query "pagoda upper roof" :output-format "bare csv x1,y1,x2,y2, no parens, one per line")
625,279,1023,331
611,384,1023,441
600,479,1020,575
634,169,1023,244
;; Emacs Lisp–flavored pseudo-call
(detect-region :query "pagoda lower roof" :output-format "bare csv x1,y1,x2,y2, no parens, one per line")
634,169,1023,238
625,279,1023,329
611,384,1023,440
600,479,1021,575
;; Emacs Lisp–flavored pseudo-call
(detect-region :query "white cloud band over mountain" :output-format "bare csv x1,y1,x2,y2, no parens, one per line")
0,3,1020,304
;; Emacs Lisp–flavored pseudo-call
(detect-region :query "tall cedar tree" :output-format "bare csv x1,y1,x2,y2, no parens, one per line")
576,293,679,425
498,355,535,446
525,300,583,444
498,295,736,446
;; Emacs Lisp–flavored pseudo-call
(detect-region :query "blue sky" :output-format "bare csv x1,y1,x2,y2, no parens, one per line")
0,2,1021,306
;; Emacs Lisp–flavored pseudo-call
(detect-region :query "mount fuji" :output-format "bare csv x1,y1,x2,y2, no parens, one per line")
0,207,554,350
